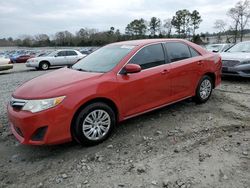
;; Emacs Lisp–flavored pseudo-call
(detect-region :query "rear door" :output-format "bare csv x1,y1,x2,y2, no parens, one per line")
164,42,203,100
117,43,172,117
66,50,79,65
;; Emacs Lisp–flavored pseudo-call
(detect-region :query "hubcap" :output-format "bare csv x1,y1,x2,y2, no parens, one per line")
42,63,48,69
199,79,212,99
82,110,111,141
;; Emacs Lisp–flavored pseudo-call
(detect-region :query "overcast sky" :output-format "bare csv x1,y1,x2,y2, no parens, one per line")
0,0,237,38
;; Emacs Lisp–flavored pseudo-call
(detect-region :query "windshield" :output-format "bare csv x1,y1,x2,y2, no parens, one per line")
72,45,135,73
206,44,223,52
227,42,250,53
47,51,58,57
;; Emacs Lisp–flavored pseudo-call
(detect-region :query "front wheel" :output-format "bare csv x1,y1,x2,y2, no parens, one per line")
39,62,50,70
72,102,116,146
194,75,213,104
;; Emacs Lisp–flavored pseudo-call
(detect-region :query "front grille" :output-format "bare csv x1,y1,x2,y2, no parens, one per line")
10,97,27,109
242,70,250,74
222,60,240,67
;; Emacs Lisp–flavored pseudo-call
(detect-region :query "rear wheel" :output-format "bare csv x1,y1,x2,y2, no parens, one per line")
72,102,116,146
194,75,213,104
39,61,50,70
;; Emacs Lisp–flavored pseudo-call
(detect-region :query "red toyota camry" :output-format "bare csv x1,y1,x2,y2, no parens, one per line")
7,39,222,146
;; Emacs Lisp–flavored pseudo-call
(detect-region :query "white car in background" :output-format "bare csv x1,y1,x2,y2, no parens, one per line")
26,49,86,70
0,57,13,71
205,43,233,53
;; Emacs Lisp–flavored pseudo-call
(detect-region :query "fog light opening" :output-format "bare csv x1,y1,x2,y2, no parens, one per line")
31,126,48,141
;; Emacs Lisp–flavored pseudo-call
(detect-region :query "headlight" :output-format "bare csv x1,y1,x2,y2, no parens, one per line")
29,59,38,63
22,96,65,113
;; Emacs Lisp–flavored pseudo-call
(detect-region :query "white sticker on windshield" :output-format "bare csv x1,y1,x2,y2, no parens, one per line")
120,45,135,49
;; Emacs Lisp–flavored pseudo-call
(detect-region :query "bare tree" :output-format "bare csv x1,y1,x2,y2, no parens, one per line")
163,18,173,38
227,7,240,43
214,19,228,43
227,0,250,42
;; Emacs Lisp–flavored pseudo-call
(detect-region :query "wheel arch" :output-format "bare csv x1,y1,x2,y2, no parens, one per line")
70,97,119,139
204,72,216,88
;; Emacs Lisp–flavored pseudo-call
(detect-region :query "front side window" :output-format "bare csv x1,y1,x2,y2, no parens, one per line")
129,44,165,69
57,51,67,57
66,51,77,56
72,45,135,73
165,42,191,62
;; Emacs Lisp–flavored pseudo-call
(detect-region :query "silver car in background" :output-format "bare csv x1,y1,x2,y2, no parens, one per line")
26,49,85,70
220,41,250,77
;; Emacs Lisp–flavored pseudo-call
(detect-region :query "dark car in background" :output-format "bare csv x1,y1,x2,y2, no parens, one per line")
220,41,250,77
10,54,34,63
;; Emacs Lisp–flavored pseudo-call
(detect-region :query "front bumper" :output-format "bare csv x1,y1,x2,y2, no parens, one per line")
7,104,72,145
222,66,250,77
0,64,13,71
25,62,38,68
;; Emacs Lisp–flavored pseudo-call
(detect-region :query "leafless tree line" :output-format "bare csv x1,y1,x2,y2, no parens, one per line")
214,0,250,43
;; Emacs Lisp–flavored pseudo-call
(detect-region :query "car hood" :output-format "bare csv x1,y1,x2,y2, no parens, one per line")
13,68,103,99
28,56,52,61
0,57,10,64
220,52,250,61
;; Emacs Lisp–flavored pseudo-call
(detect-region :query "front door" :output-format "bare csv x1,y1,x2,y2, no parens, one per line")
54,51,68,65
117,43,172,118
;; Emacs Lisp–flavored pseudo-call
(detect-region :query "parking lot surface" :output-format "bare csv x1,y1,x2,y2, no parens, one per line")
0,64,250,188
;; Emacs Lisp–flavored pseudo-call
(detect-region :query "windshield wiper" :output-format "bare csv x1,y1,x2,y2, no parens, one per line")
72,67,88,72
71,67,105,73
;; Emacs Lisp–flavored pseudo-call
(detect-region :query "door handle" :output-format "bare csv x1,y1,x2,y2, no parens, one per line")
161,69,169,75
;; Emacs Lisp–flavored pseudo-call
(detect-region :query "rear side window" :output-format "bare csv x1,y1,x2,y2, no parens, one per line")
165,42,191,62
57,51,67,56
189,47,200,57
66,51,77,56
129,44,165,69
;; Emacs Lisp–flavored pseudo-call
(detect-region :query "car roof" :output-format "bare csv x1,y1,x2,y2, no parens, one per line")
110,38,194,46
109,38,207,55
56,49,77,52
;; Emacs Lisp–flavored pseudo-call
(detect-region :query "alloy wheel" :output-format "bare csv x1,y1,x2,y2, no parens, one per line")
82,110,111,141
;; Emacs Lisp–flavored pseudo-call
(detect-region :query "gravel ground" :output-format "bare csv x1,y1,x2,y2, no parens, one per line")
0,64,249,188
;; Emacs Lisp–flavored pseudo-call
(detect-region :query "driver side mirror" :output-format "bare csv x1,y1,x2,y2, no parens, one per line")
123,64,141,74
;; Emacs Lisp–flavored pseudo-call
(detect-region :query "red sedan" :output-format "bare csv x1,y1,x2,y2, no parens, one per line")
10,55,34,63
7,39,222,146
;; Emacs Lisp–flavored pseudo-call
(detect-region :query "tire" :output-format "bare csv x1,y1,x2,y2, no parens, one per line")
194,75,213,104
39,61,50,70
72,102,116,146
